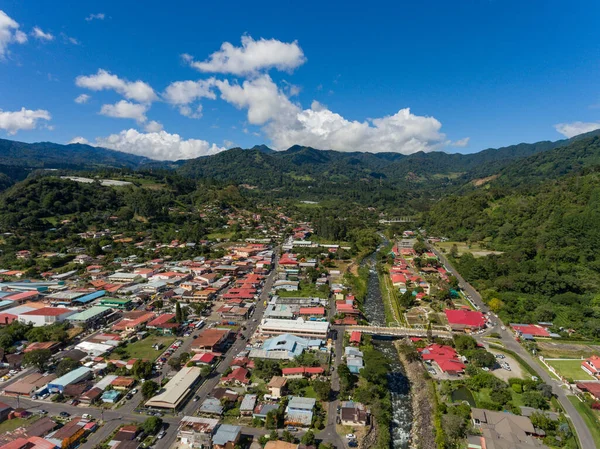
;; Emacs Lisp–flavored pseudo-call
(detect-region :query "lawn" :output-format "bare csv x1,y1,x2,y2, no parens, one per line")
0,416,40,433
116,336,175,361
435,241,503,258
547,359,595,381
472,387,524,408
568,396,600,449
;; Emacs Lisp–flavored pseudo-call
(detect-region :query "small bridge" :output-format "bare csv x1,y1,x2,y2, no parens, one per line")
378,217,416,224
345,325,454,339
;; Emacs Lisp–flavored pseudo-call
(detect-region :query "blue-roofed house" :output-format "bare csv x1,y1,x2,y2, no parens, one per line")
47,367,93,393
345,347,364,374
250,333,323,360
285,396,316,427
212,424,241,449
73,290,106,305
253,403,279,420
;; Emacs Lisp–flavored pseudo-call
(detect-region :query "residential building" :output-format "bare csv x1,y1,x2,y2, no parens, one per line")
470,408,549,449
212,425,241,449
18,307,76,327
177,416,219,448
581,355,600,378
445,309,487,332
190,329,231,353
285,396,316,427
267,376,287,398
340,401,369,426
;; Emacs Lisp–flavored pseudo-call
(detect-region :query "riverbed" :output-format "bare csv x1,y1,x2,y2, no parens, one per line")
362,245,412,449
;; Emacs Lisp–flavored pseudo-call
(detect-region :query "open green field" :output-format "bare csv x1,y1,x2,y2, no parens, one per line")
568,396,600,449
547,359,594,380
207,231,235,240
435,241,503,258
117,336,175,361
0,416,40,433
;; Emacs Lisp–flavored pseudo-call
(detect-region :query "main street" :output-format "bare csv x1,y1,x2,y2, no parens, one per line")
428,243,596,449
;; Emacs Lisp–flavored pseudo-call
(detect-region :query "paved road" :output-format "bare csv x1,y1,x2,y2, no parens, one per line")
428,243,596,449
317,325,346,449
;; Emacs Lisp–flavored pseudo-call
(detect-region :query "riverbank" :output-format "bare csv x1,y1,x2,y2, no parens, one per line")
394,340,437,449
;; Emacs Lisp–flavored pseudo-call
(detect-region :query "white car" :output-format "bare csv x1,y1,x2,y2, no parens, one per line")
346,434,356,440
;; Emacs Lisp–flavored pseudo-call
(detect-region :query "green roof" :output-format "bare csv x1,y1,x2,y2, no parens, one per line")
100,298,131,304
67,306,111,321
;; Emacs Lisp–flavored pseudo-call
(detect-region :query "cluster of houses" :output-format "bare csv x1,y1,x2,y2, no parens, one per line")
0,403,99,449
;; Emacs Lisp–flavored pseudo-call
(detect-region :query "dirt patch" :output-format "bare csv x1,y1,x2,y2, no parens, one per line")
472,174,499,186
537,341,599,359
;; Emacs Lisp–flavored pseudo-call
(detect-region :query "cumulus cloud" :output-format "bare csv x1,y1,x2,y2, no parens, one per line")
100,100,148,123
95,129,226,160
216,75,446,153
0,10,27,58
32,27,54,41
163,79,216,104
0,107,51,134
68,136,90,144
74,94,90,104
554,121,600,138
85,13,105,21
451,137,470,147
188,35,306,75
76,69,157,103
144,120,163,132
179,105,203,119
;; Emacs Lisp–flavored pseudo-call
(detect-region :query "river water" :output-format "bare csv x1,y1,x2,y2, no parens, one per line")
361,247,413,449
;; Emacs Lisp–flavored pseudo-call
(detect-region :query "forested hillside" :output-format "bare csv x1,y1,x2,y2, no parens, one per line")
425,168,600,337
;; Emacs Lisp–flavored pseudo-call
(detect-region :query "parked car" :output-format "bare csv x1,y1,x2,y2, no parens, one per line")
346,434,356,440
59,411,70,418
38,410,48,415
157,430,166,439
193,395,200,401
82,413,92,419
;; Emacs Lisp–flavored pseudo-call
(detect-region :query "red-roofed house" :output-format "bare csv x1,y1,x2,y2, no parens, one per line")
18,307,76,326
221,367,250,385
112,311,156,332
577,382,600,400
336,302,360,316
419,344,465,375
349,331,361,346
511,324,550,338
281,367,325,379
445,309,487,331
147,313,180,335
581,355,600,378
190,352,217,365
298,307,326,318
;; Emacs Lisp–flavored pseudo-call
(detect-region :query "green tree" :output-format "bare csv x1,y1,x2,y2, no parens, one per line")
142,416,163,435
313,380,331,401
132,360,153,380
175,302,183,323
301,430,316,446
55,357,81,377
23,349,52,372
142,380,159,398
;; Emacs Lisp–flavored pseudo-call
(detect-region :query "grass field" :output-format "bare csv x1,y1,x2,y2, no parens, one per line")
547,359,594,380
435,241,503,258
118,336,175,361
0,416,40,433
568,396,600,449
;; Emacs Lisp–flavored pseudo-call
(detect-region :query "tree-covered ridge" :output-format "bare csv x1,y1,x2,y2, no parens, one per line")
425,168,600,337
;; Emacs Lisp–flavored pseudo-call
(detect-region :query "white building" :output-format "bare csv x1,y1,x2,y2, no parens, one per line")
259,318,329,339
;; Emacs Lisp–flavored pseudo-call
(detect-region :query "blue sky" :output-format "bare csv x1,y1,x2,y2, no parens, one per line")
1,0,599,160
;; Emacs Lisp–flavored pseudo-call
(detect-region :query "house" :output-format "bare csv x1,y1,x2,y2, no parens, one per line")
511,324,550,339
46,417,89,449
47,367,93,393
110,377,135,390
576,382,600,400
191,329,231,353
581,355,600,378
345,347,364,374
470,408,549,449
445,309,487,332
298,307,326,318
221,367,249,385
212,425,241,449
102,390,121,403
198,398,224,416
267,376,287,399
0,402,13,423
419,344,465,375
339,401,369,426
285,396,316,427
146,314,180,335
250,333,322,360
281,367,325,379
79,387,103,405
112,311,155,332
349,331,361,346
240,394,257,416
18,307,76,327
177,416,219,448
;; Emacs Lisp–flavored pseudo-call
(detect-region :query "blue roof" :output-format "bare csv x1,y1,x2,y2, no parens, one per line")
213,425,241,446
49,366,92,387
262,333,322,358
0,299,14,308
74,290,106,304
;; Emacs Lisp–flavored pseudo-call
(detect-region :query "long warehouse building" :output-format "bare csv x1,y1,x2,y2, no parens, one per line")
259,318,329,339
145,366,202,410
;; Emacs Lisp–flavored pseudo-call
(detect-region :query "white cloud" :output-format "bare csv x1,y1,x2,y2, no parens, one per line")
85,13,105,21
61,33,79,45
216,75,446,153
76,69,157,103
224,139,234,148
74,94,90,104
32,27,54,41
0,10,27,58
179,105,203,119
188,35,306,75
554,121,600,138
451,137,470,147
100,100,149,123
162,79,216,104
0,107,51,134
68,136,90,144
95,129,226,160
144,120,163,132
